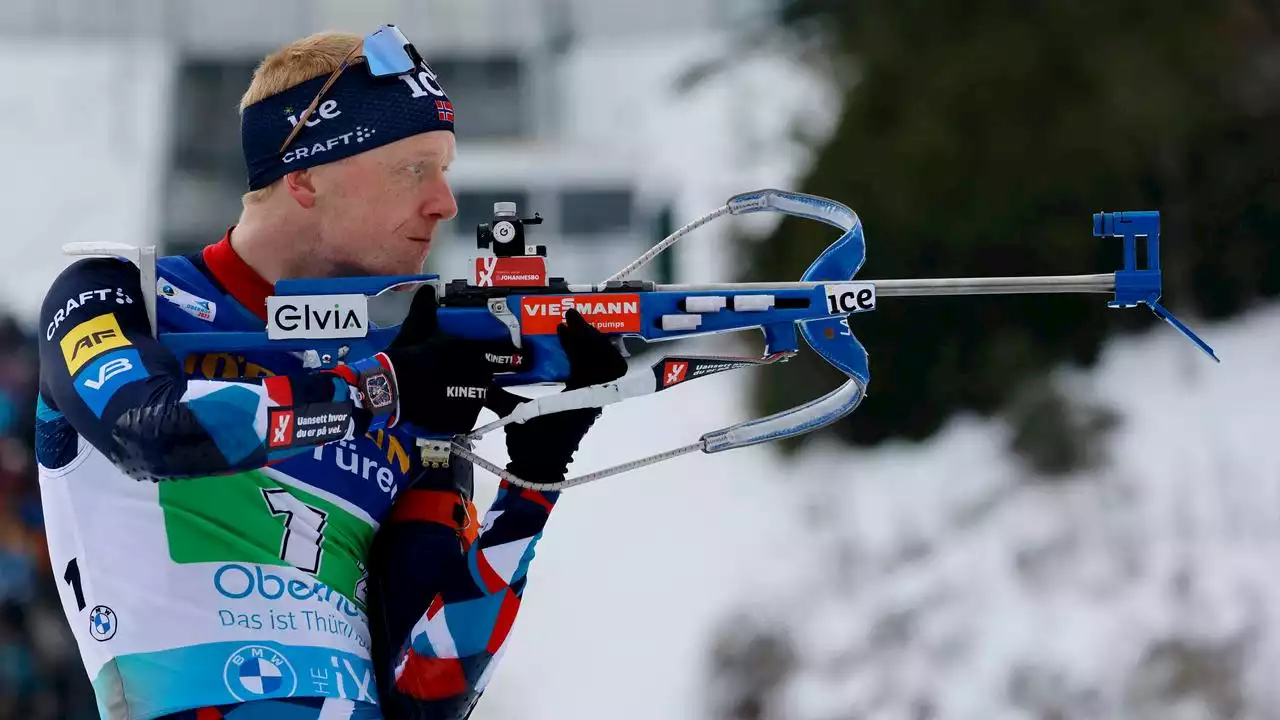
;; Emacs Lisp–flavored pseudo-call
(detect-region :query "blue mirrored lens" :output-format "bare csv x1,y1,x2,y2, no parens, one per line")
363,25,416,77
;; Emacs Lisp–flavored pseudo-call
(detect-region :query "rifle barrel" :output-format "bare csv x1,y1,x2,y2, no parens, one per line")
651,273,1116,297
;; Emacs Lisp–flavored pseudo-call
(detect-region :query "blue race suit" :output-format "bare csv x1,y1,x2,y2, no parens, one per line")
34,230,558,720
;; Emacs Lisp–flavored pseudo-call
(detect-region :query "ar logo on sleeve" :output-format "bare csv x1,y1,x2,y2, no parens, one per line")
60,314,131,375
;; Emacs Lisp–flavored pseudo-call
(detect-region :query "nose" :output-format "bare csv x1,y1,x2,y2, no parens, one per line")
421,176,458,223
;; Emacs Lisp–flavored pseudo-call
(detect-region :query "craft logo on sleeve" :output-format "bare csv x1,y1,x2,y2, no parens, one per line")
60,313,131,375
520,294,641,335
45,287,133,340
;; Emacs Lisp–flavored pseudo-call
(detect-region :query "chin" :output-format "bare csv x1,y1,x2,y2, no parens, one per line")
410,248,432,273
379,259,425,279
359,252,425,278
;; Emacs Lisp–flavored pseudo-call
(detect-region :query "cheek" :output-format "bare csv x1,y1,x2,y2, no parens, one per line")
315,167,422,250
321,179,385,230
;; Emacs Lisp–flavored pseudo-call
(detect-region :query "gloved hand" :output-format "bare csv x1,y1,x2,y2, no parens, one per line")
336,284,524,436
503,309,628,484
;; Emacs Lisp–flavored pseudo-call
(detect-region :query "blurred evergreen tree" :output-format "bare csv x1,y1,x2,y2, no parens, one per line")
743,0,1280,450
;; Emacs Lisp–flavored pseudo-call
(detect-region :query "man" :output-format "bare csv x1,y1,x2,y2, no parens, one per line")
33,24,625,720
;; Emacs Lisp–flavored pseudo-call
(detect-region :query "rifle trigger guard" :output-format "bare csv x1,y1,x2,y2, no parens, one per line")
487,297,522,349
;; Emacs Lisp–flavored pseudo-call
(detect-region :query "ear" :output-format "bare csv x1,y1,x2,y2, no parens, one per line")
283,169,317,209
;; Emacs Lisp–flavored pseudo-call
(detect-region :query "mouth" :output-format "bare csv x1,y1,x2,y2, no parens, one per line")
408,236,433,246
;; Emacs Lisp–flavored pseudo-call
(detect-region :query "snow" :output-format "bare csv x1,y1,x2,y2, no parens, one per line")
458,34,1280,720
468,300,1280,719
464,348,814,720
761,306,1279,719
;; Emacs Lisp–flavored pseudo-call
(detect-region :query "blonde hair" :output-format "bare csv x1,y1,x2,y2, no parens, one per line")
239,31,364,204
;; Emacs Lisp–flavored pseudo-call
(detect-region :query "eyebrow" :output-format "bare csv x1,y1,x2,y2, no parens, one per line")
404,148,454,166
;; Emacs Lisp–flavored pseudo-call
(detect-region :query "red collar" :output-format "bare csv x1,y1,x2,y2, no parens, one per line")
201,227,274,322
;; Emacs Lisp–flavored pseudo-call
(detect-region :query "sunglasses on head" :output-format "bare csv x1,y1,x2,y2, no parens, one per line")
278,24,424,154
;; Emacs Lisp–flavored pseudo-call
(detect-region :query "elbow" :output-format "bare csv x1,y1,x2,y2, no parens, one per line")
110,404,260,480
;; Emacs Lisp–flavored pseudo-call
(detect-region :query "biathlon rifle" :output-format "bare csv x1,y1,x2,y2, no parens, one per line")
64,189,1218,490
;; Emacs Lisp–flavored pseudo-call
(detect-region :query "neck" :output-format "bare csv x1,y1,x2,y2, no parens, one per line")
228,206,314,283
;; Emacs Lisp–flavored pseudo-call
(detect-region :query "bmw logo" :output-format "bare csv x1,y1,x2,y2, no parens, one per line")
89,605,117,641
223,645,298,701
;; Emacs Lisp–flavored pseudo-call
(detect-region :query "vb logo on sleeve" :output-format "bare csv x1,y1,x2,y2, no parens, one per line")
60,313,131,375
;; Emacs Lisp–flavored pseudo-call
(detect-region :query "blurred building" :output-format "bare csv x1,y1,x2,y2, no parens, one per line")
1,0,776,293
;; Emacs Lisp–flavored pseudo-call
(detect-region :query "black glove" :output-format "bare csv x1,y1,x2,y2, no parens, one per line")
341,285,524,437
504,309,628,484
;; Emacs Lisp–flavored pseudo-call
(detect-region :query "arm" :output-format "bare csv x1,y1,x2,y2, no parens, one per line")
37,256,374,480
367,310,628,719
367,478,562,720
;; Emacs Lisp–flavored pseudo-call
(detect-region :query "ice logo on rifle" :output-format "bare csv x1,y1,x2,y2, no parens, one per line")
223,644,298,701
823,282,876,314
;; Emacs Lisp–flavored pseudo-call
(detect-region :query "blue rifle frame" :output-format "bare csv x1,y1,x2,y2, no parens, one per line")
62,189,1218,489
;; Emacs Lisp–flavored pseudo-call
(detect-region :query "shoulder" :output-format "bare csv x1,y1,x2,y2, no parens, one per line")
39,257,142,342
43,256,141,302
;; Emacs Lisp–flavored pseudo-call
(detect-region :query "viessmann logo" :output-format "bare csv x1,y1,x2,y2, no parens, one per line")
265,294,369,340
520,294,641,335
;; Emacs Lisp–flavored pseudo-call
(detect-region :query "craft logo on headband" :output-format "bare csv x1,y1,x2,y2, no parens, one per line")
241,58,455,191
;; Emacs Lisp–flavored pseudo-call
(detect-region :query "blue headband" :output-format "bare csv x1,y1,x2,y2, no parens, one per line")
241,57,455,190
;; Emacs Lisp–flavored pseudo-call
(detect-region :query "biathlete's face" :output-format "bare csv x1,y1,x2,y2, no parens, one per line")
301,130,458,277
